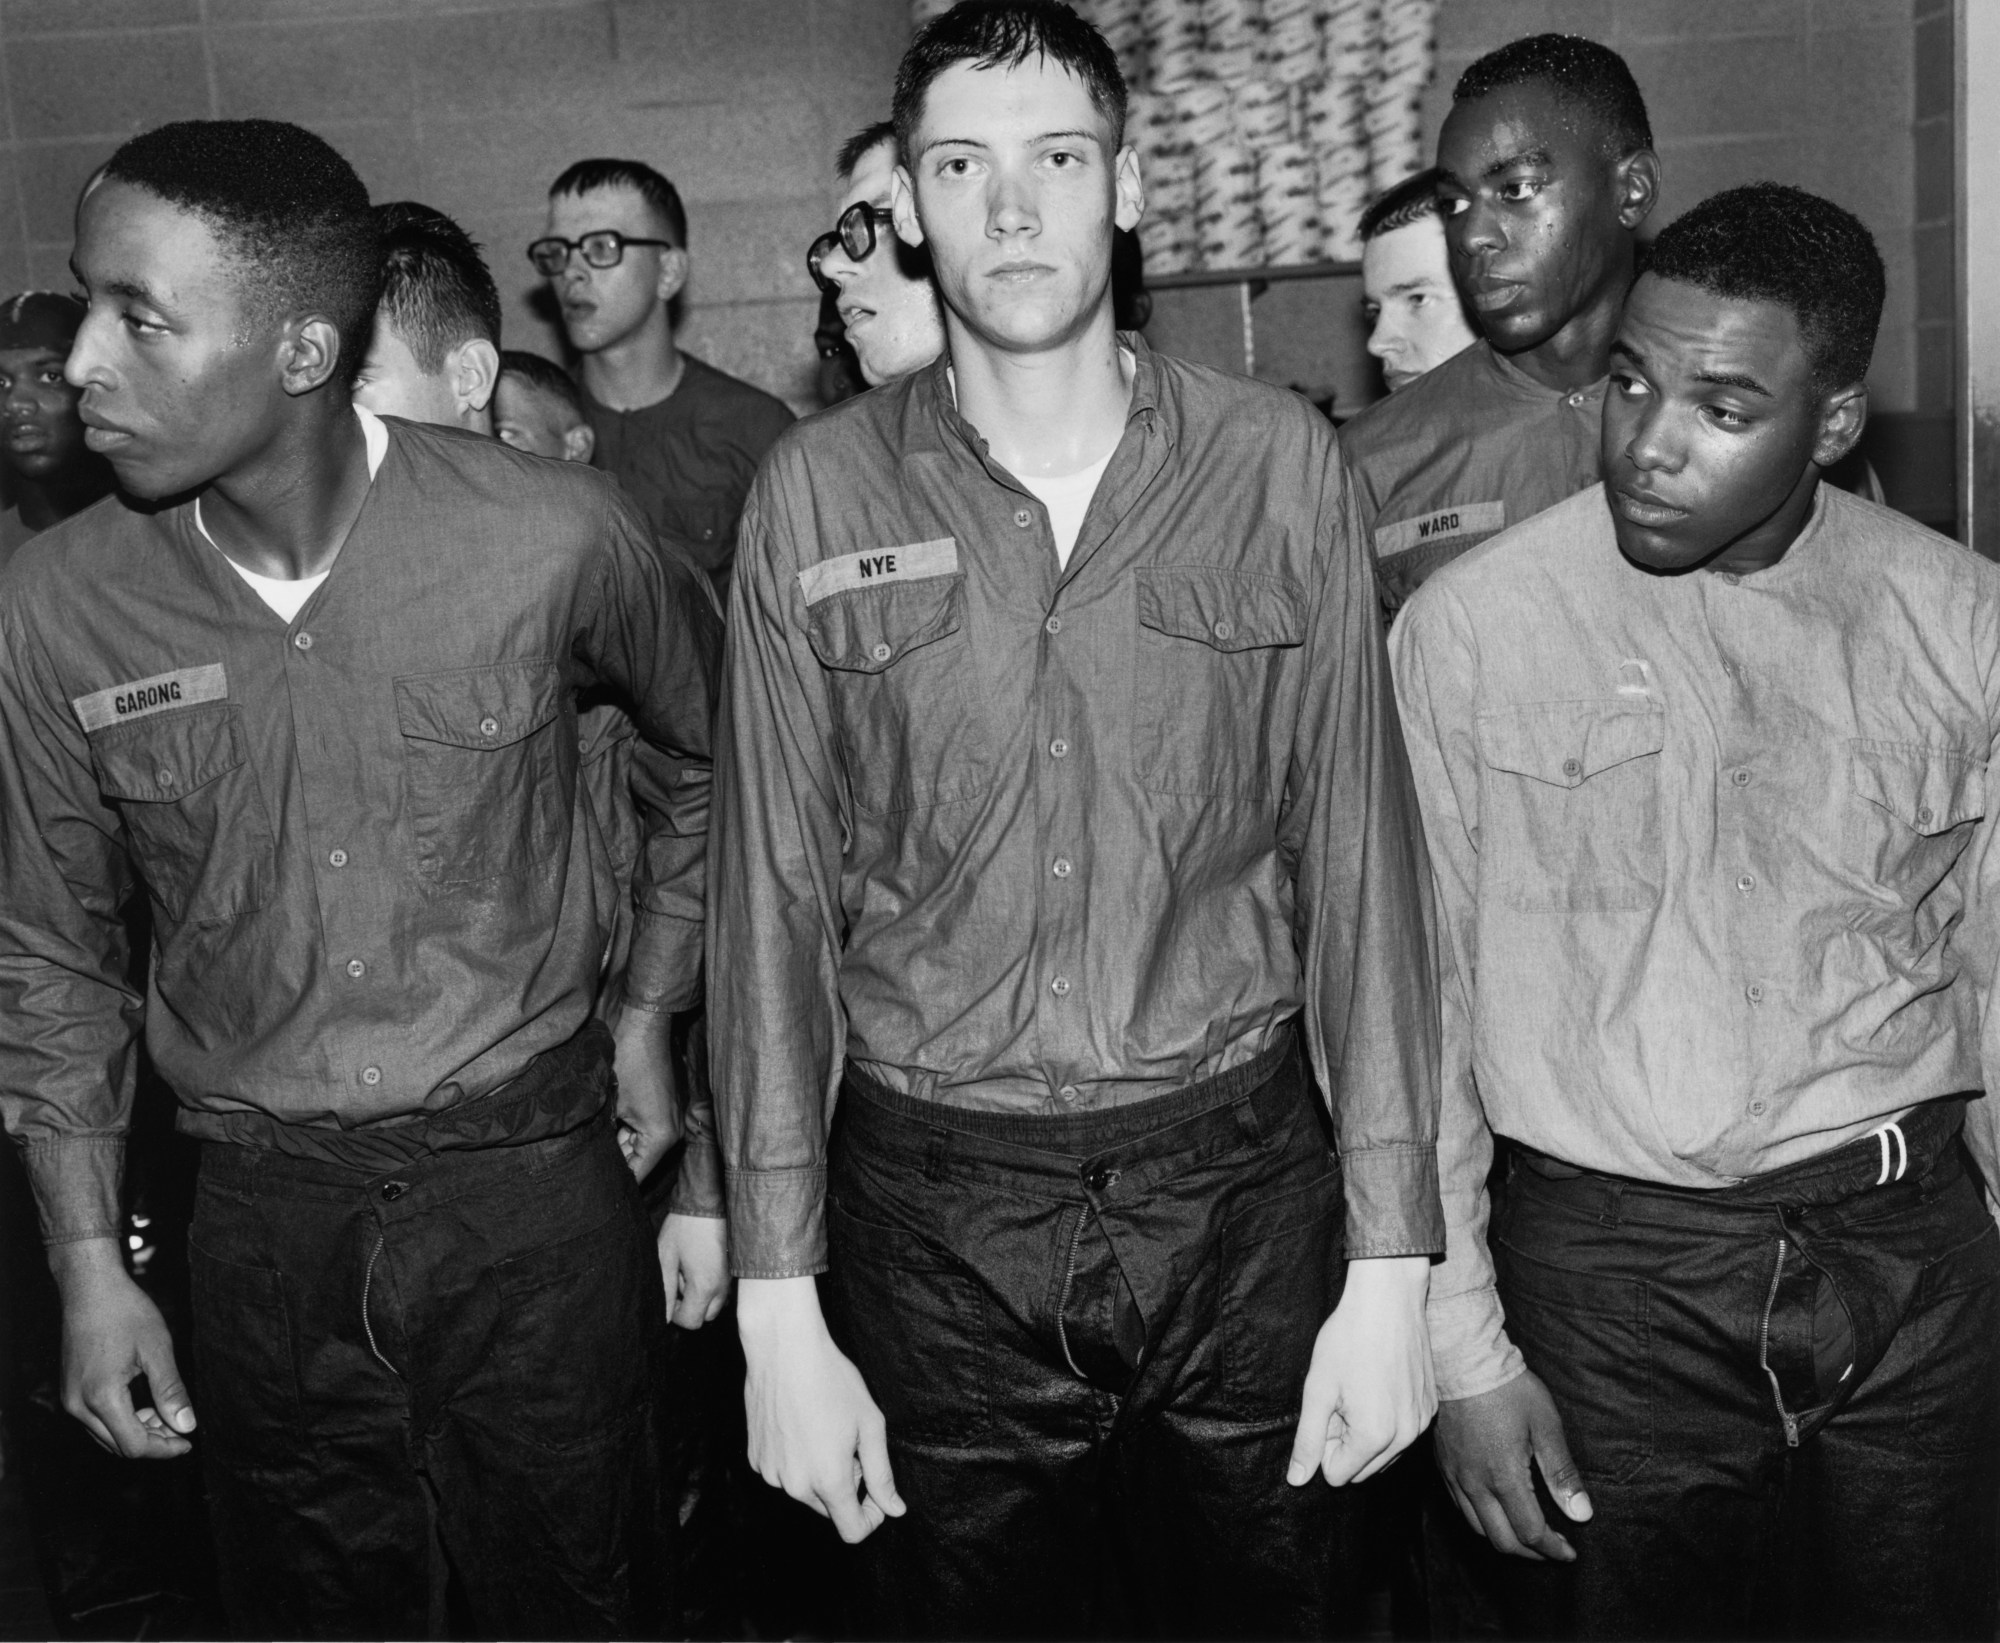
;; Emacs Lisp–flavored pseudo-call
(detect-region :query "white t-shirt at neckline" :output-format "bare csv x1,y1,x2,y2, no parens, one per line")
1020,446,1116,570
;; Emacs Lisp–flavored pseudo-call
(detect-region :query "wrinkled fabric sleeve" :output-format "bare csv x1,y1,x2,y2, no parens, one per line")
1950,565,2000,1221
1281,440,1443,1262
0,594,143,1245
706,467,848,1279
1389,585,1527,1399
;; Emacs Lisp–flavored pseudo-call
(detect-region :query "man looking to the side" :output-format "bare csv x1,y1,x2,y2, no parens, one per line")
352,200,502,435
0,119,721,1637
0,292,113,573
495,348,596,463
1393,183,2000,1640
1358,169,1476,395
534,159,793,593
1341,34,1659,619
811,120,946,388
710,5,1441,1637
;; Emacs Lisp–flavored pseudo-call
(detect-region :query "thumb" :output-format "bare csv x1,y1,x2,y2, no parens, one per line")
1530,1401,1589,1522
141,1339,197,1434
857,1410,905,1518
1287,1376,1337,1487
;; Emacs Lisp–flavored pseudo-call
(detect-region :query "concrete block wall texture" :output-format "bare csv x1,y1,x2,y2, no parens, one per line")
1422,0,1925,413
0,0,915,414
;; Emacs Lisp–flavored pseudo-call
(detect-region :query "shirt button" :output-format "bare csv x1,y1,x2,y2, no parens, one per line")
328,848,348,868
156,767,177,789
1561,757,1582,779
1045,615,1063,635
1736,873,1756,893
1567,391,1587,407
1746,983,1765,1004
379,1179,408,1201
1731,768,1752,787
1212,620,1234,641
579,736,589,752
479,715,500,738
1918,805,1936,826
346,958,366,978
1750,1099,1768,1116
871,642,893,663
1014,509,1033,528
1058,1083,1080,1103
1052,857,1073,877
361,1065,383,1086
1049,737,1070,758
293,631,313,651
1050,975,1071,997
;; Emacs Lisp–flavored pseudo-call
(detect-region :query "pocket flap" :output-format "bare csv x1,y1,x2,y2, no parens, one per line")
1851,741,1989,834
1136,568,1306,652
396,661,561,750
1478,700,1666,789
805,574,964,674
93,707,247,802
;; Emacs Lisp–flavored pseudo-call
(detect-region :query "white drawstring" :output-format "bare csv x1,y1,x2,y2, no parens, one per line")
1872,1119,1908,1186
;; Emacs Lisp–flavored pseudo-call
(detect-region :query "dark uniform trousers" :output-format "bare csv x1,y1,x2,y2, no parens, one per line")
187,1029,668,1640
823,1034,1363,1640
1493,1096,2000,1641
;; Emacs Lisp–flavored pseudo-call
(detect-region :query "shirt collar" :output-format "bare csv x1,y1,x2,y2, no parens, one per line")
1476,338,1607,406
911,328,1170,463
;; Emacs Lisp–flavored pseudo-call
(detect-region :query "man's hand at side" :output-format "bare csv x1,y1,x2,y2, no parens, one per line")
739,1274,904,1544
1288,1252,1435,1487
611,1003,682,1181
1434,1368,1592,1561
658,1212,731,1328
51,1237,195,1460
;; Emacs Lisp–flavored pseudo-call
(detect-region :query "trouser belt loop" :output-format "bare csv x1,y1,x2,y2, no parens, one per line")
1598,1176,1624,1229
923,1125,952,1184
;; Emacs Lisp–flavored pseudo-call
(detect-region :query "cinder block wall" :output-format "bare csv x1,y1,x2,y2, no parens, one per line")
2,0,913,413
1421,0,1923,413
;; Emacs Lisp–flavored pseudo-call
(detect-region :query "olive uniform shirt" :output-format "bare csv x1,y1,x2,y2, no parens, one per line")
709,334,1444,1279
1341,340,1604,620
0,417,722,1244
1391,483,2000,1399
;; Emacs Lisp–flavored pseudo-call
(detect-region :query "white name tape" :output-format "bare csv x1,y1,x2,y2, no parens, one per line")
1374,501,1507,558
797,538,958,606
72,663,228,733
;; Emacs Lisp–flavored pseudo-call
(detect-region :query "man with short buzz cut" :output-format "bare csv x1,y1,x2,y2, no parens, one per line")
353,199,502,434
495,348,596,463
0,292,114,574
1341,34,1659,620
811,119,945,388
1393,182,2000,1640
535,158,793,594
0,118,720,1637
712,3,1442,1637
1358,169,1476,395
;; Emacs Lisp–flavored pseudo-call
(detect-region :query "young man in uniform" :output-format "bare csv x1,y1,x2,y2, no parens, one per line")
0,119,720,1637
1358,170,1476,395
710,5,1441,1636
812,120,946,389
1341,34,1659,619
535,158,794,595
1393,183,2000,1640
0,292,113,573
353,200,502,435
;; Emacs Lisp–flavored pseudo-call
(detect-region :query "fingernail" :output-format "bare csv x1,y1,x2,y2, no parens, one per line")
1286,1462,1308,1486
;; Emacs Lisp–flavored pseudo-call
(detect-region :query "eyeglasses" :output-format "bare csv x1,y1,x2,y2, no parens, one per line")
808,203,898,294
527,230,676,277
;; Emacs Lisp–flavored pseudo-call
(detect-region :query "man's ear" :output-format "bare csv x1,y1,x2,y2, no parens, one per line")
280,315,345,397
562,421,596,463
892,164,925,249
449,337,500,417
655,247,690,305
1813,380,1869,469
1114,143,1145,234
1615,147,1662,233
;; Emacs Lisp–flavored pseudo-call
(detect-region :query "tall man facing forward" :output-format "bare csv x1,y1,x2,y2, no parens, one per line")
0,292,113,572
1341,34,1659,620
1393,184,2000,1640
353,200,502,435
811,120,946,388
1358,170,1476,395
0,120,721,1638
711,5,1442,1637
535,159,793,594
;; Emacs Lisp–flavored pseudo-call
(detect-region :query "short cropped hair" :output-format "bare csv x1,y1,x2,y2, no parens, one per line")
548,158,687,249
1644,182,1884,391
893,0,1127,164
838,120,898,181
99,119,379,387
1360,169,1444,242
498,349,583,420
375,201,501,372
1454,34,1652,160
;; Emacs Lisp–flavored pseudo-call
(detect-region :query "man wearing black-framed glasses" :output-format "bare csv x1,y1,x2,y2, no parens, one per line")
537,158,792,596
812,121,945,389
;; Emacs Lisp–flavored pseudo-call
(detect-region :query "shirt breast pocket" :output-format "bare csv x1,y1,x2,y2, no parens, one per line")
1849,740,1988,940
804,573,990,817
1476,700,1666,913
91,706,275,925
1132,567,1306,802
396,661,566,884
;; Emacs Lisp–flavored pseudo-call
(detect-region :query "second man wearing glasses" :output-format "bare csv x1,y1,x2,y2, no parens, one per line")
810,121,945,389
534,159,793,596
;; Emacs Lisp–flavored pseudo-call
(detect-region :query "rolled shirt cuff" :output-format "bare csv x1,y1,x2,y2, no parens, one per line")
725,1163,827,1279
22,1133,125,1246
668,1133,727,1219
621,909,703,1015
1340,1141,1446,1259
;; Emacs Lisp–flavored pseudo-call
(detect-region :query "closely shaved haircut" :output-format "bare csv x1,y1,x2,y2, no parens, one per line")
838,120,898,181
1453,33,1653,161
1360,169,1445,243
375,200,502,372
499,349,583,418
